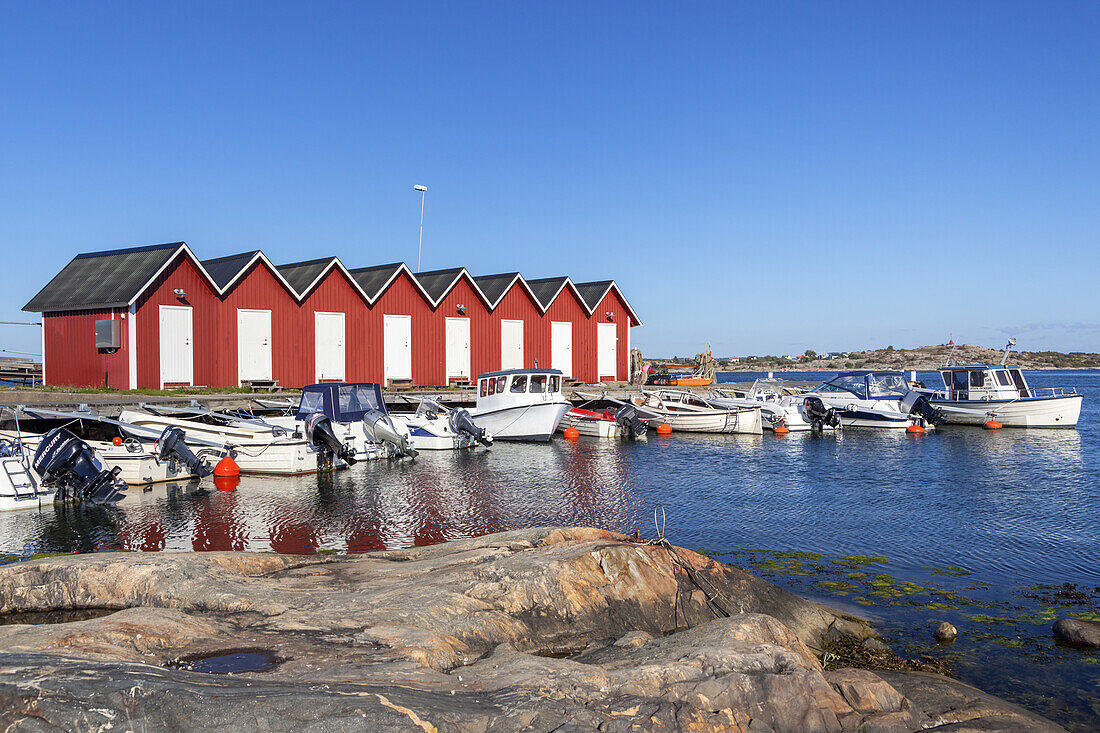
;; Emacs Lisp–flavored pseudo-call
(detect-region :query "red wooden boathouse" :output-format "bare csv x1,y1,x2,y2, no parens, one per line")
24,242,641,390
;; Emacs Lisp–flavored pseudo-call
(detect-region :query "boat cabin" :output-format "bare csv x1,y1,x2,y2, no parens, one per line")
937,366,1031,401
812,371,911,401
476,369,564,406
296,382,387,422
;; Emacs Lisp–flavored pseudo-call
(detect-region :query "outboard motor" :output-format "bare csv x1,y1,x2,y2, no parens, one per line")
305,412,357,469
361,409,418,458
803,396,841,432
32,428,125,504
156,426,213,477
900,391,945,427
449,408,493,447
614,404,648,438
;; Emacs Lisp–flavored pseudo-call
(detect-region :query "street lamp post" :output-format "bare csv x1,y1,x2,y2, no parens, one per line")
414,184,427,272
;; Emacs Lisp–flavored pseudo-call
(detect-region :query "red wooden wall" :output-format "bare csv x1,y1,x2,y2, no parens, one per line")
43,307,131,390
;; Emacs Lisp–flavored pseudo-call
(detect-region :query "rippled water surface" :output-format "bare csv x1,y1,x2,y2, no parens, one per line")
2,370,1097,729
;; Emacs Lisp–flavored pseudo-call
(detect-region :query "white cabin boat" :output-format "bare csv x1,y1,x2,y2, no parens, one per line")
470,369,572,441
924,365,1082,428
634,390,763,434
809,371,943,429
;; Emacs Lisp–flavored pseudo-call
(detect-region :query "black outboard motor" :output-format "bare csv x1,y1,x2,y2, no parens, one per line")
305,413,357,469
449,408,493,447
32,428,126,504
803,396,841,432
901,391,946,427
614,404,648,438
157,426,213,477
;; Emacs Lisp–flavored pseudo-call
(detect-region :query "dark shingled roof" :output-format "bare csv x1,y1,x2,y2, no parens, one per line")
474,273,520,305
276,257,336,296
201,251,261,290
574,280,614,311
349,263,404,300
524,276,569,310
414,267,464,302
24,242,184,312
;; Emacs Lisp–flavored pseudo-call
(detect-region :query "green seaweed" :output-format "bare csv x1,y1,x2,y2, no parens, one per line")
831,554,889,569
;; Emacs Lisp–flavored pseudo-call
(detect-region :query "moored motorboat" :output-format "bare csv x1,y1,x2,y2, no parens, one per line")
470,369,572,441
919,341,1082,428
558,404,648,439
710,380,840,432
808,371,943,430
632,390,763,434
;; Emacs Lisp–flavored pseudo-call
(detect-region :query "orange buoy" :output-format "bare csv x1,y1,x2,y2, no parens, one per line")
213,455,240,478
656,423,672,435
984,420,1002,430
213,474,240,492
112,436,123,446
773,425,790,435
563,426,580,439
906,424,925,435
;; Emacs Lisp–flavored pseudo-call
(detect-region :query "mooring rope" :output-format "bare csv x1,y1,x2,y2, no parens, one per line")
638,503,738,619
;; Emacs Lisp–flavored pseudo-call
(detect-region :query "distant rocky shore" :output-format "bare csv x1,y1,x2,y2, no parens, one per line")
0,528,1065,731
708,343,1100,372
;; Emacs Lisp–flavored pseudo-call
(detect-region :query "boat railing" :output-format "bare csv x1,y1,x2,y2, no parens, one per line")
1026,386,1080,398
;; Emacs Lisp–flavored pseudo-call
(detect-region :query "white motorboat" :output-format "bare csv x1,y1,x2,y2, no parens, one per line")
117,409,347,475
919,341,1082,428
390,395,494,451
632,390,763,434
1,430,203,486
470,369,572,441
0,410,126,510
808,371,943,429
710,380,840,432
558,404,648,439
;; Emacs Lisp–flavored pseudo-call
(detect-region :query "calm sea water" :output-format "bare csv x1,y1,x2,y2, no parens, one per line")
1,370,1097,729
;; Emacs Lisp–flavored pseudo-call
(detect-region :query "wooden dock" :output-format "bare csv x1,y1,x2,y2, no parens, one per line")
0,359,42,386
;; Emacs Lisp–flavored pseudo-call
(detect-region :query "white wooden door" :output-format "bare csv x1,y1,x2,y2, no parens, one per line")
597,322,617,380
500,319,523,370
159,305,193,387
445,317,471,379
237,309,272,383
384,314,412,381
550,321,573,377
315,311,346,381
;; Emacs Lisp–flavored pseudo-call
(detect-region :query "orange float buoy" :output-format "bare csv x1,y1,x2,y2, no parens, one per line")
773,425,790,435
563,426,580,439
213,474,240,492
906,424,925,435
112,436,123,446
656,423,672,435
984,420,1002,430
213,455,240,477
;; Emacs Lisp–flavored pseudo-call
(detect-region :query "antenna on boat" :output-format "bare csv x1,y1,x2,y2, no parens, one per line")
1001,337,1016,366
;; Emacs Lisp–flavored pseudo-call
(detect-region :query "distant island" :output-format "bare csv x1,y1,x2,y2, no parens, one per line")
653,343,1100,372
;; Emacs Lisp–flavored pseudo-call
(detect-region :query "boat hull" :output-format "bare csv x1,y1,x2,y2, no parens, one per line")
471,401,571,442
652,408,762,434
932,395,1082,428
558,410,621,438
0,456,52,512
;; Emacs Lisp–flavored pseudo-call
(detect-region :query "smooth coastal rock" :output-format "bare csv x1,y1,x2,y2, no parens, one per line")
1052,617,1100,647
0,527,1066,732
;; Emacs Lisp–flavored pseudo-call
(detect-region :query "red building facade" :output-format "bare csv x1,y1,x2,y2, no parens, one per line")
25,243,641,390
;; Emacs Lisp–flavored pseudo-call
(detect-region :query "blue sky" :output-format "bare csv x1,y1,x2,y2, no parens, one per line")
2,2,1098,358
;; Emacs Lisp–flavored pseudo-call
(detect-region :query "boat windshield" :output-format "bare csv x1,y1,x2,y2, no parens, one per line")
813,375,868,399
867,373,909,398
296,383,386,422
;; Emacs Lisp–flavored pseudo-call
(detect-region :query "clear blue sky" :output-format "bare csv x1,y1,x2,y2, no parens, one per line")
2,2,1098,358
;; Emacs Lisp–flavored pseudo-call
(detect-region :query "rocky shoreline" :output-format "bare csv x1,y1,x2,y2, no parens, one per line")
0,528,1065,731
